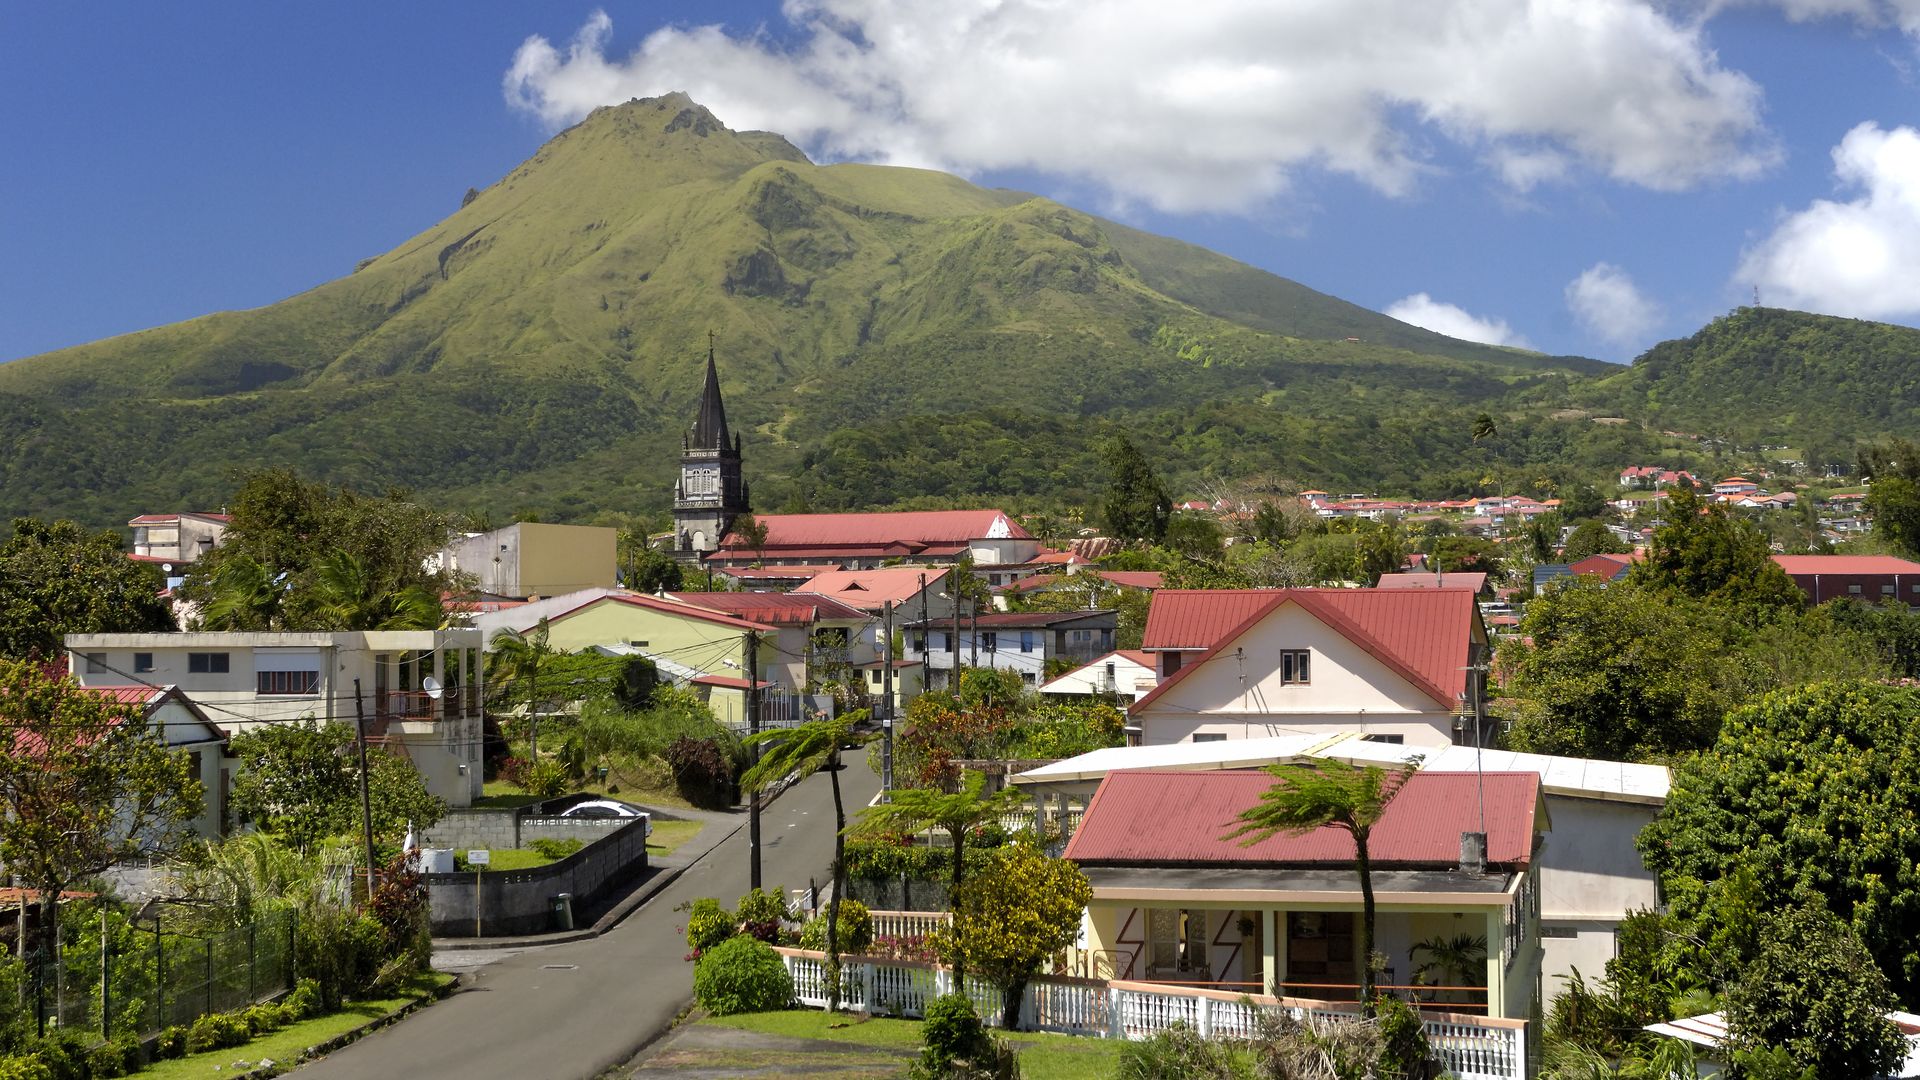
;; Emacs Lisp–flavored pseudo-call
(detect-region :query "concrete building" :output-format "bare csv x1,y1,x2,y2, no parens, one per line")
441,522,618,599
904,609,1118,687
127,512,229,564
65,630,485,805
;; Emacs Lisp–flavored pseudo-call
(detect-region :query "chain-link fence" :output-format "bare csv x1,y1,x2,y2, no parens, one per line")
28,908,297,1041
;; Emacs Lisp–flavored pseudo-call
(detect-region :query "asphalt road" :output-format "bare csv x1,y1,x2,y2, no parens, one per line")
291,762,881,1080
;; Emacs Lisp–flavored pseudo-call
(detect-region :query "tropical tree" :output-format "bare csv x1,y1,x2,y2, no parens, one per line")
227,719,445,853
1408,933,1487,1004
849,770,1029,988
1101,435,1173,544
0,659,202,970
488,620,559,758
0,518,173,658
739,713,876,1012
1723,901,1905,1079
731,513,771,566
1560,521,1630,563
199,552,286,630
1223,759,1414,1010
1628,484,1803,613
305,550,442,631
940,839,1092,1030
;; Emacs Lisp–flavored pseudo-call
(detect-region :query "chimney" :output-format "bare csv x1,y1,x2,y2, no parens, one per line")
1460,831,1487,876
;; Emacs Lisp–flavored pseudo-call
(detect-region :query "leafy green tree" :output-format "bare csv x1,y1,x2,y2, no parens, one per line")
0,659,202,964
1628,485,1802,613
1354,520,1408,585
625,543,685,593
487,620,560,757
305,550,442,631
740,714,875,1011
1101,435,1172,544
1163,514,1225,561
939,839,1092,1030
1556,482,1610,523
730,513,771,566
1523,511,1564,562
228,719,445,853
849,770,1028,987
1561,521,1629,562
1428,535,1501,576
0,518,173,658
1408,933,1486,1001
1223,759,1413,1009
200,552,286,631
1499,580,1746,760
1639,682,1920,999
1723,902,1905,1079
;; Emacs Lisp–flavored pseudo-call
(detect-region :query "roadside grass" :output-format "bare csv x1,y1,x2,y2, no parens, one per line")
647,818,705,858
701,1010,1123,1080
137,973,453,1080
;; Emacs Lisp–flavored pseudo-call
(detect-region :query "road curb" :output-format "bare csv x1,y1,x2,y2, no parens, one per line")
431,818,747,951
229,977,457,1079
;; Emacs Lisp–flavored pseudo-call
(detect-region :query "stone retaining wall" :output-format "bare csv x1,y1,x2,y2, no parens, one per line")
425,814,651,936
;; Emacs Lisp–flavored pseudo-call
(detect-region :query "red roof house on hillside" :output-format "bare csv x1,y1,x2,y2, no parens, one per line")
1770,554,1920,606
707,509,1039,570
1131,588,1486,747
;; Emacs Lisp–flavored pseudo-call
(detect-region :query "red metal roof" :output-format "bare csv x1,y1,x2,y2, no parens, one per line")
1134,589,1478,709
907,609,1113,629
545,592,765,632
667,591,869,625
794,567,949,611
1064,769,1540,868
79,685,161,707
1568,553,1637,580
1375,571,1487,593
1771,555,1920,575
690,675,775,690
717,565,844,580
719,510,1030,551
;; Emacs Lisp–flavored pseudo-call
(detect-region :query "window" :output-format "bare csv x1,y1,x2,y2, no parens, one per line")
256,670,319,695
187,653,229,674
1019,631,1034,653
1361,733,1405,744
936,632,949,651
1192,733,1227,743
133,652,154,674
912,634,926,653
626,640,649,648
1147,909,1210,974
981,631,998,652
1280,649,1311,684
83,653,107,675
1849,584,1864,594
1884,584,1897,596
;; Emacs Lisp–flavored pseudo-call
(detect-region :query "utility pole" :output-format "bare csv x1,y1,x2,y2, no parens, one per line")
745,631,762,890
351,679,377,898
881,601,895,794
951,580,963,692
969,606,979,670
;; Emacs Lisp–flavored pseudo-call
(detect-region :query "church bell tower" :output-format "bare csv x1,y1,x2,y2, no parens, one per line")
673,338,750,563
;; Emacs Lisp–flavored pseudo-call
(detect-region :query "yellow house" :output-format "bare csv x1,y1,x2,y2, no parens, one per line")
537,592,774,726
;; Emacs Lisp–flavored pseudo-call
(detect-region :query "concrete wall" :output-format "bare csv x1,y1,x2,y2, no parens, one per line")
1536,795,1661,992
421,809,634,853
445,523,617,599
426,815,651,936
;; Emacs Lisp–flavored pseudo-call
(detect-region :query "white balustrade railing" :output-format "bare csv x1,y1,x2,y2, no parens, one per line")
775,948,1527,1080
866,909,949,942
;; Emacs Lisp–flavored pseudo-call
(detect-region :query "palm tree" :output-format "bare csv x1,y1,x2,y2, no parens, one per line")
200,554,285,630
1408,932,1487,1004
1222,758,1415,1011
740,712,876,1012
307,550,441,631
732,513,770,567
849,769,1028,989
487,620,557,758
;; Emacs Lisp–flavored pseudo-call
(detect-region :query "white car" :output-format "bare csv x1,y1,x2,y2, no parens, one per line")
558,800,652,834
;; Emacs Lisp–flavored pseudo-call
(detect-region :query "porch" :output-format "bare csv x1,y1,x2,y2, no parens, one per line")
775,947,1528,1080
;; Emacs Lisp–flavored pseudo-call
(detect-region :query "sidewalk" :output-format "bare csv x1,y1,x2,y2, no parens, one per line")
430,803,743,951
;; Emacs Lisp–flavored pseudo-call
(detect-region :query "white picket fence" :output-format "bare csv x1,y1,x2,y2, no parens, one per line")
776,948,1528,1080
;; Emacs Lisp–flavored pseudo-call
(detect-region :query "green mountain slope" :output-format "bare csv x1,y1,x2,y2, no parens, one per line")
0,93,1609,524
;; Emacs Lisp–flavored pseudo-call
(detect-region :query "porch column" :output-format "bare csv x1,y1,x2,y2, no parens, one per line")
1484,909,1506,1019
1261,910,1281,997
433,643,447,721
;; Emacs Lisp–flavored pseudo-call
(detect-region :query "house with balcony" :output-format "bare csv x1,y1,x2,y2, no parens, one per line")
64,630,485,805
904,610,1117,688
126,512,229,564
1060,767,1545,1030
1130,589,1487,747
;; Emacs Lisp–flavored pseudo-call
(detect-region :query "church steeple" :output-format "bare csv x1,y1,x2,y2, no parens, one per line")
672,335,749,563
688,333,731,451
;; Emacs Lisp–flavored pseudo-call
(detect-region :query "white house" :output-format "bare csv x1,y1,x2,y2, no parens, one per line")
65,630,485,805
1039,650,1156,701
81,684,233,840
905,610,1117,688
1130,589,1486,747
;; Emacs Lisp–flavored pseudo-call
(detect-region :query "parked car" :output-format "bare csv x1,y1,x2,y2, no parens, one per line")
558,799,652,834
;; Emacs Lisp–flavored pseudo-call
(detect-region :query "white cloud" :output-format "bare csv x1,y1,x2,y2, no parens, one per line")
503,1,1779,214
1734,0,1920,35
1386,293,1533,348
1737,123,1920,321
1566,263,1663,346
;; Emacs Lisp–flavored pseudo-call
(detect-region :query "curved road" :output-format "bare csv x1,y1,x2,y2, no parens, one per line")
292,763,880,1080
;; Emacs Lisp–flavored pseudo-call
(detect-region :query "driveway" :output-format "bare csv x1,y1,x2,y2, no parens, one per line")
292,763,882,1080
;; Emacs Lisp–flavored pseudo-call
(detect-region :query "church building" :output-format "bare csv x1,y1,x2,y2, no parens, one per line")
672,344,750,562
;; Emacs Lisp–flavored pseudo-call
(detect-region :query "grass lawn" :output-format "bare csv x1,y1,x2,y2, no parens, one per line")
647,818,706,858
702,1010,1123,1080
478,777,700,813
138,973,453,1080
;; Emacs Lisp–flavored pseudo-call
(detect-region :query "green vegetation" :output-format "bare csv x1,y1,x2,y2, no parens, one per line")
137,973,451,1080
0,519,172,658
700,1009,1125,1079
646,818,704,858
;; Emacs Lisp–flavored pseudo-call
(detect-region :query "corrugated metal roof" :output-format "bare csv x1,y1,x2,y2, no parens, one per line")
546,592,765,632
1375,572,1487,592
1772,554,1920,575
1134,589,1479,710
794,567,949,611
667,591,869,624
721,510,1030,550
79,685,160,706
1064,769,1540,867
906,609,1114,629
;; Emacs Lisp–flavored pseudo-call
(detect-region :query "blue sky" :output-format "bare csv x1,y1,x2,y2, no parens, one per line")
5,2,1919,364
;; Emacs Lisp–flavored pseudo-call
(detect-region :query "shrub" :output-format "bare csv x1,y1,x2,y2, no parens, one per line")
154,1026,187,1059
683,897,735,956
244,1001,289,1034
665,736,736,809
921,993,993,1068
799,899,874,954
529,837,585,861
83,1042,126,1079
522,760,569,798
498,756,530,788
691,935,794,1016
1114,1021,1242,1079
283,978,322,1020
35,1031,90,1080
1373,995,1436,1079
735,886,791,944
185,1012,248,1054
0,1056,52,1080
295,905,389,1009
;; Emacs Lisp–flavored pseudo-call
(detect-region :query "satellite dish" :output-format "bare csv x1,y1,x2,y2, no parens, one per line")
161,563,173,574
422,676,444,700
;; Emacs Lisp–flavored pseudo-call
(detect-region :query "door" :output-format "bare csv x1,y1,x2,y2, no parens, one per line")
1286,912,1356,994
